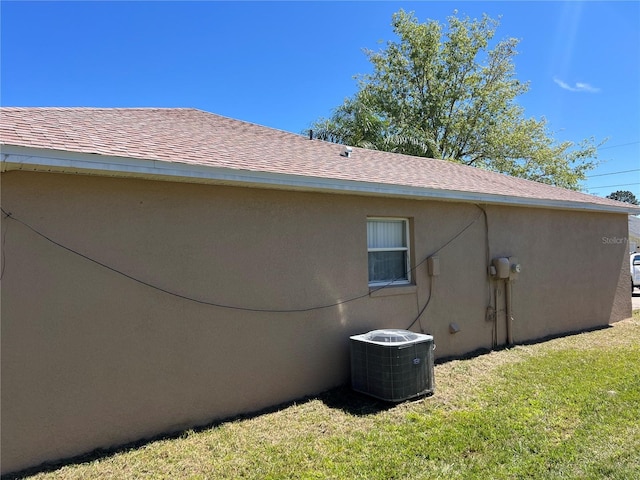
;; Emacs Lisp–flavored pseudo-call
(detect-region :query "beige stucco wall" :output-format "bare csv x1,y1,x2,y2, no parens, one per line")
0,170,631,474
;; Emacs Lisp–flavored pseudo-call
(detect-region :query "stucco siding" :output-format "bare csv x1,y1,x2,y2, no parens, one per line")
483,205,630,342
0,170,631,474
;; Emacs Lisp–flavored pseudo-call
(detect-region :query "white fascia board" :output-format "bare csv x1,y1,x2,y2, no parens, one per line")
2,145,639,215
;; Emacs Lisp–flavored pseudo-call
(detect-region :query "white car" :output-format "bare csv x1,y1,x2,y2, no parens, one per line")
632,253,640,292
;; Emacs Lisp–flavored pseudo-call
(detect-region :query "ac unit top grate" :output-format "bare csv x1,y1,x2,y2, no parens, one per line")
350,329,433,346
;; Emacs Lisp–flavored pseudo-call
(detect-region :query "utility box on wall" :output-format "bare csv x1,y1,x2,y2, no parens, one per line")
350,329,435,402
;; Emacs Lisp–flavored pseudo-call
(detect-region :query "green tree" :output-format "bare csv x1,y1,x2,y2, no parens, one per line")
606,190,639,205
310,10,602,190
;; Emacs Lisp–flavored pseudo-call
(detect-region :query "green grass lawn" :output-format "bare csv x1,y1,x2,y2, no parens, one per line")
26,311,640,479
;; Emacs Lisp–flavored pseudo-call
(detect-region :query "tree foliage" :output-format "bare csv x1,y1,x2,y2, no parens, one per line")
310,10,602,190
606,190,639,205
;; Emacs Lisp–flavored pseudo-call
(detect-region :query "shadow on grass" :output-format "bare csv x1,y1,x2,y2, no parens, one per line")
317,385,399,415
1,324,612,479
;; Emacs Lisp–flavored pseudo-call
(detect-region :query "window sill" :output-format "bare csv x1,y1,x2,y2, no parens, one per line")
368,284,417,298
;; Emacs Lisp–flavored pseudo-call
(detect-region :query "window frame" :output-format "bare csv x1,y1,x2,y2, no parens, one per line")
366,217,411,287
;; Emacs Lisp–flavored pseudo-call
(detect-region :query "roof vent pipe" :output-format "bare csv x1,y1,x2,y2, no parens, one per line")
342,146,353,158
309,129,313,140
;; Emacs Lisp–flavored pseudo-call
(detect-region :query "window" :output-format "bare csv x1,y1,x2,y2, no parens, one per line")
367,218,410,286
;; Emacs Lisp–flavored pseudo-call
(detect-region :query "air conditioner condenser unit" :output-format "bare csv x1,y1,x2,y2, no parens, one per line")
350,329,435,402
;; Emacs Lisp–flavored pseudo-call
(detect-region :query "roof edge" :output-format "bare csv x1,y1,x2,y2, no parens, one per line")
2,145,639,215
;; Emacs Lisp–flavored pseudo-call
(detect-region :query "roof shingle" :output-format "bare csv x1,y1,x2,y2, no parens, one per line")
0,107,636,212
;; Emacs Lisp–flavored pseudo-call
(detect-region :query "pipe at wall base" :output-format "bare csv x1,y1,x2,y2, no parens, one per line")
505,279,514,345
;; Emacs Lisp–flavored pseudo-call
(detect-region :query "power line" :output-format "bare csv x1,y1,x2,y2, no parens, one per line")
599,141,640,151
587,182,640,190
587,169,640,178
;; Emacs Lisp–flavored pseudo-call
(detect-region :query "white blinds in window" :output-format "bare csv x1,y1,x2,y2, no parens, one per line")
367,219,406,249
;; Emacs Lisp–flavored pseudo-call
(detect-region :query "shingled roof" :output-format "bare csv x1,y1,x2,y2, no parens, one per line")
1,107,637,214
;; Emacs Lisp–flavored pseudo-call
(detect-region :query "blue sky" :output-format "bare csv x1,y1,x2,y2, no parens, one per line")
2,1,639,199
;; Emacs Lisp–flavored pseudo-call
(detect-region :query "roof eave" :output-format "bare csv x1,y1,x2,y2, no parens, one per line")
2,145,639,215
